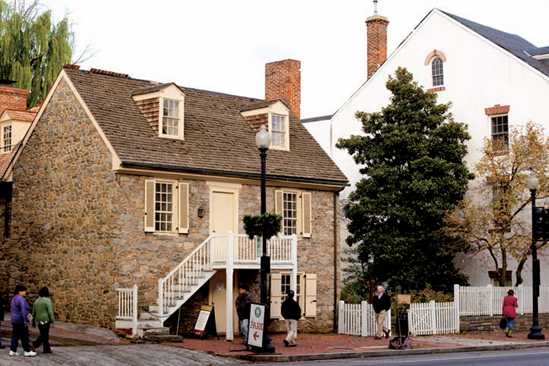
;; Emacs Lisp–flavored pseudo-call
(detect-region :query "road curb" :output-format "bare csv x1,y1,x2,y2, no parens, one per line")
225,341,549,363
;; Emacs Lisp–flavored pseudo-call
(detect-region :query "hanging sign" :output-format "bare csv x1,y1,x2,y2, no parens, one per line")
247,303,265,348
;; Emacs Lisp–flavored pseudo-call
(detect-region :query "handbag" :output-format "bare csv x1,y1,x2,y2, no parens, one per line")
499,317,508,329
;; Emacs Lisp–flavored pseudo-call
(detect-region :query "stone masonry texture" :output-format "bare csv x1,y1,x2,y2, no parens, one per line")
0,78,340,333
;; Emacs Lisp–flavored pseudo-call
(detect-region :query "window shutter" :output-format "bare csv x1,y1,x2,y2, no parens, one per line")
270,272,282,319
302,192,312,238
144,180,156,232
179,182,189,234
275,190,284,234
305,273,317,318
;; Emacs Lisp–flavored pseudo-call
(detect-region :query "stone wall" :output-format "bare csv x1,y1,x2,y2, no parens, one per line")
0,77,340,333
460,314,549,333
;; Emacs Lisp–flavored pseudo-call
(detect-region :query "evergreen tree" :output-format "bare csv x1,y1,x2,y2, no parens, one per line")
0,0,74,107
337,67,474,292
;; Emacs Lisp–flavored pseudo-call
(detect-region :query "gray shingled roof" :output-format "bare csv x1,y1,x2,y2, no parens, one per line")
63,68,348,186
442,11,549,78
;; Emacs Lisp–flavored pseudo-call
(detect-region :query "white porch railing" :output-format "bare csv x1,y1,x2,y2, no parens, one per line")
338,301,391,337
454,284,549,316
116,285,138,336
212,233,296,266
408,301,458,336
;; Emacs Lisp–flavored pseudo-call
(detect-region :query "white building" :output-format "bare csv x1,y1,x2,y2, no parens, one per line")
303,8,549,286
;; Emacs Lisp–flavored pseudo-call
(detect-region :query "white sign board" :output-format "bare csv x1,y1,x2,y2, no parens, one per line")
247,303,265,348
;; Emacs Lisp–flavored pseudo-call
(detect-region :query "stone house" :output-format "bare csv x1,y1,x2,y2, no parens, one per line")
303,7,549,286
0,61,348,338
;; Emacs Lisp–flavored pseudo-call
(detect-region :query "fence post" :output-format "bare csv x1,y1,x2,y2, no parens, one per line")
132,285,138,337
487,284,493,316
430,301,436,335
158,279,164,320
361,301,368,337
338,300,344,334
519,284,524,315
454,284,460,333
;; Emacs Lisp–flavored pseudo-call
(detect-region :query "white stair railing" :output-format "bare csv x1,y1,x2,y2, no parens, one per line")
158,235,214,318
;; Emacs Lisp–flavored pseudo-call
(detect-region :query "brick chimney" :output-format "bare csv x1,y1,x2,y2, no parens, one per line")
265,59,301,119
366,13,389,79
0,81,29,115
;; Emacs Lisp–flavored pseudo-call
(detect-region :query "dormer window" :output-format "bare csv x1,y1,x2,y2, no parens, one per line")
270,114,287,148
162,99,181,136
132,83,185,140
2,125,11,153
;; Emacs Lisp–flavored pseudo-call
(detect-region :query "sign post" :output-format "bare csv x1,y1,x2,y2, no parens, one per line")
247,303,265,348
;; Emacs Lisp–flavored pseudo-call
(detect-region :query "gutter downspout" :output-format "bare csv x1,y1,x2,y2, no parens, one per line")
333,192,339,333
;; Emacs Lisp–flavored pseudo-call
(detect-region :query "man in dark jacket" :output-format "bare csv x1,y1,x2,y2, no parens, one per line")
372,285,391,339
281,290,301,347
235,286,253,344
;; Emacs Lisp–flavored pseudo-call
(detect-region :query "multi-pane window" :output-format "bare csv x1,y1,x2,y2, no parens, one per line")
271,114,286,148
491,115,509,151
3,125,11,152
431,56,444,86
281,273,302,301
155,182,174,232
283,192,298,235
162,99,180,136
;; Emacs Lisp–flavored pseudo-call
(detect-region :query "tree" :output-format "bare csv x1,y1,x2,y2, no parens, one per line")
445,122,549,286
336,67,473,292
0,0,74,107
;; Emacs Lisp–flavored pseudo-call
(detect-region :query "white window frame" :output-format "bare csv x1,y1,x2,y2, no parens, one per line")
431,56,444,87
154,180,177,233
269,113,288,150
2,124,12,153
283,191,299,236
490,114,509,152
160,97,184,139
281,272,305,311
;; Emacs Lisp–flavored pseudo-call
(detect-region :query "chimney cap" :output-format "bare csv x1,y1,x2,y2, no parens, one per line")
366,14,389,23
0,79,16,87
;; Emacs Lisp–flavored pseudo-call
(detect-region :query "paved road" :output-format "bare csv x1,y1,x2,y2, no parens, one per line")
254,348,549,366
0,344,247,366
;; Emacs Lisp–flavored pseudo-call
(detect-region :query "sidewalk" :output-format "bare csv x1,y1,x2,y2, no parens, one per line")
172,331,549,362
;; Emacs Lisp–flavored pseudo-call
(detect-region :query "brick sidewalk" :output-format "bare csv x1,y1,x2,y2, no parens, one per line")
172,331,549,357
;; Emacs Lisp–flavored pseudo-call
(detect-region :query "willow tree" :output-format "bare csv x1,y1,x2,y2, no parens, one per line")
0,0,74,107
445,122,549,286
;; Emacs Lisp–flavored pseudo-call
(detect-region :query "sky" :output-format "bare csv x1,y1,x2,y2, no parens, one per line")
43,0,549,119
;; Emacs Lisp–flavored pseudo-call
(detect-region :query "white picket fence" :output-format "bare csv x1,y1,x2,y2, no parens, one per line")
408,301,458,336
338,301,392,337
454,284,549,316
339,284,549,337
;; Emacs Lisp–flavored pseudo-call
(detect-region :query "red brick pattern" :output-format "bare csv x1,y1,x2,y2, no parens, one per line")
485,104,510,116
424,50,447,65
427,86,446,93
136,97,160,131
366,15,389,79
0,86,29,115
244,113,268,132
265,59,301,120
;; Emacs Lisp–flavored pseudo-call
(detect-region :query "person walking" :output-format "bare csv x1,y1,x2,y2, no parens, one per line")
235,286,253,345
502,289,518,338
372,285,391,340
32,287,55,354
10,285,36,357
281,290,301,347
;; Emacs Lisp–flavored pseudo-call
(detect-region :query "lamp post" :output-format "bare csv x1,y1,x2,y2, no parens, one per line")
255,125,275,352
526,172,545,340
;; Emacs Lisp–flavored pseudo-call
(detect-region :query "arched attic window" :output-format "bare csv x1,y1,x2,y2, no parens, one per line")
431,56,444,86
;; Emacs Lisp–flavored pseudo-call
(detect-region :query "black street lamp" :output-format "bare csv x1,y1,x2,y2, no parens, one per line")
526,172,545,340
255,125,275,352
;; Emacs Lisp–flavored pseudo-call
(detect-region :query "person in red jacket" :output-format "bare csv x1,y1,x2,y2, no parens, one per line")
502,289,518,338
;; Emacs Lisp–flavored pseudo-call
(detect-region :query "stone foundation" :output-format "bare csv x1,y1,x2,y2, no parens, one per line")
460,314,549,333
